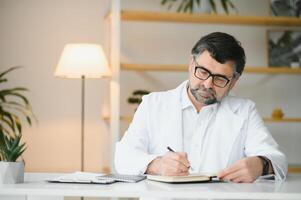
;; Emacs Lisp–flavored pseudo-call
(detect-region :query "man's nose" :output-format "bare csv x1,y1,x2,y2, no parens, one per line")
203,76,214,89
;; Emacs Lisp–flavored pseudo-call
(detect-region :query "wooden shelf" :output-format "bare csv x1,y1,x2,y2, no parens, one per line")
288,166,301,173
245,67,301,74
103,115,133,123
120,10,301,26
264,118,301,123
121,63,301,74
121,63,186,72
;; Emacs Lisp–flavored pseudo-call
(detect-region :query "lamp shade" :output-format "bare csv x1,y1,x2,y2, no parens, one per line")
55,44,111,78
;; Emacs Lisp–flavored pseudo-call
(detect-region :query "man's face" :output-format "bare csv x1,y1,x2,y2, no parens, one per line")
188,50,238,105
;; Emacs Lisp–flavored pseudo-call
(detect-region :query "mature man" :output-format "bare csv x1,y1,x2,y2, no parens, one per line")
115,32,287,182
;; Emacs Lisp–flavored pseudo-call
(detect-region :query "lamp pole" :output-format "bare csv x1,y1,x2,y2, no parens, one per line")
81,75,85,171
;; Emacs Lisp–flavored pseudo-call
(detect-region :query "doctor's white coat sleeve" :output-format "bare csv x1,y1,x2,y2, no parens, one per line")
244,101,288,181
114,95,159,175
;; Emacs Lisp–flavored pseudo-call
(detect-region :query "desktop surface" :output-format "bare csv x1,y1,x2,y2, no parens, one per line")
0,173,301,199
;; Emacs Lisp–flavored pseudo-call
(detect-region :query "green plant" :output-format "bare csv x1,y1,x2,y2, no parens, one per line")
0,67,34,162
161,0,237,14
127,90,150,105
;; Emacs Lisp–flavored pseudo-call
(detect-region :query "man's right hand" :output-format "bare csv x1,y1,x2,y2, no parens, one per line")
145,151,190,176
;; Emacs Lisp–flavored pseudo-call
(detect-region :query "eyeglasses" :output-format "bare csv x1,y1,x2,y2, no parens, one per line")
193,60,233,88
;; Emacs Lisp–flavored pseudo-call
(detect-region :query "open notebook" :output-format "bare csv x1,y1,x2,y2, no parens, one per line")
47,172,114,184
147,173,218,183
48,172,146,184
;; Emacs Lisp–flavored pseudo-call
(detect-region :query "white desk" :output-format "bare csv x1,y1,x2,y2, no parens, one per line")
0,173,301,199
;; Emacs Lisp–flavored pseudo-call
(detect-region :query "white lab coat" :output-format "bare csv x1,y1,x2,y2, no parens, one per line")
115,81,287,181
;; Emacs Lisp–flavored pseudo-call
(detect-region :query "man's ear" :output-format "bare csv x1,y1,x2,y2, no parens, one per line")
229,76,239,90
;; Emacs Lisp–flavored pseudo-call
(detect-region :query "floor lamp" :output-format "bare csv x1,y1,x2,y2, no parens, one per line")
55,44,111,171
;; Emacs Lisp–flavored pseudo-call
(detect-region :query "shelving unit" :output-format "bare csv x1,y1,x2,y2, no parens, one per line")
108,1,301,173
288,165,301,173
263,118,301,123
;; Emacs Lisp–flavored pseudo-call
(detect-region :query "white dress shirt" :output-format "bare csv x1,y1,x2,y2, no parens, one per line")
181,85,220,173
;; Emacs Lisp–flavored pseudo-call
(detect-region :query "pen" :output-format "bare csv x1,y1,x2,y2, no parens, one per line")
167,146,175,152
167,146,192,170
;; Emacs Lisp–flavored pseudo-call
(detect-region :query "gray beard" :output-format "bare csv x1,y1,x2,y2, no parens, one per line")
189,86,217,105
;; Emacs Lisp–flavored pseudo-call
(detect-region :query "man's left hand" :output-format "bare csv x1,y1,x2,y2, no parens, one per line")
217,156,263,183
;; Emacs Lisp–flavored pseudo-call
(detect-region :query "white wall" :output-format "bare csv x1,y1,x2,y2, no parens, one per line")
0,0,110,172
0,0,300,172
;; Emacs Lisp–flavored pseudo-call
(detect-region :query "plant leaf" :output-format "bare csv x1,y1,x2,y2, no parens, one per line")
0,78,7,84
209,0,217,13
177,0,188,12
227,0,238,13
161,0,168,5
8,143,26,162
221,0,229,14
0,110,16,133
132,90,150,96
1,92,29,105
183,0,193,13
0,66,22,79
128,97,142,104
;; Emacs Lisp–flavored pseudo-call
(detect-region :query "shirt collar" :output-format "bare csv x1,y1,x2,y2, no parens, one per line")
181,83,194,110
181,82,219,112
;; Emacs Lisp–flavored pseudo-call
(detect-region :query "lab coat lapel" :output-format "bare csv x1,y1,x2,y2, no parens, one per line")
163,82,186,152
214,97,245,167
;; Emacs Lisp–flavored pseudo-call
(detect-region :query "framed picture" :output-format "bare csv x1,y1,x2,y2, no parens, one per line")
267,30,301,68
270,0,301,17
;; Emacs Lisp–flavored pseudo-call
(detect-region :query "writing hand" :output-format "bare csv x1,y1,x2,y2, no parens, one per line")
146,151,190,176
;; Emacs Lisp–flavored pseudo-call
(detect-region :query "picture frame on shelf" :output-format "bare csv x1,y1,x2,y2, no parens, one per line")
270,0,301,17
267,30,301,68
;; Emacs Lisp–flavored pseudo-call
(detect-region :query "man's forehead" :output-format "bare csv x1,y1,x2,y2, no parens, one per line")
194,51,235,75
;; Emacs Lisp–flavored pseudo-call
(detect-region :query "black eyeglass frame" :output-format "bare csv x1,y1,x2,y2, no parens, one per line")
193,60,234,88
